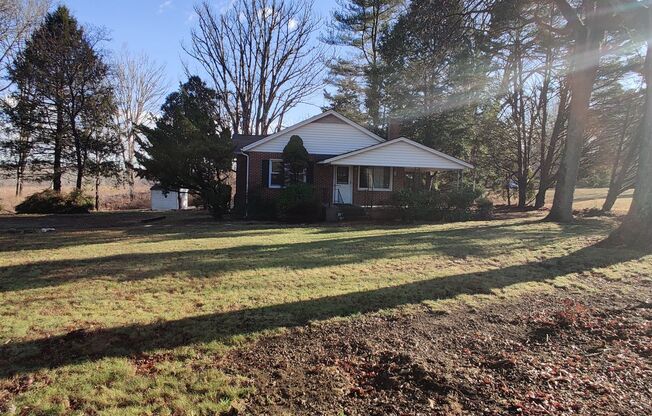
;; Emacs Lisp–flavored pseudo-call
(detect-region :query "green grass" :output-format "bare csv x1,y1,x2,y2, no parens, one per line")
1,213,650,414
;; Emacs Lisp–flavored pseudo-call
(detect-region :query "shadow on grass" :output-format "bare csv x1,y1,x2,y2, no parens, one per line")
0,219,606,293
0,242,644,378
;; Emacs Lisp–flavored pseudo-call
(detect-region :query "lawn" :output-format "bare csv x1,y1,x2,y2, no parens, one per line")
0,211,650,414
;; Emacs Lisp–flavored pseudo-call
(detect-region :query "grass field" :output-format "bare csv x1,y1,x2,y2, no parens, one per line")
1,211,650,414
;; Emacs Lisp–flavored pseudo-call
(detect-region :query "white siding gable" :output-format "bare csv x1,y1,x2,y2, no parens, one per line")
253,121,380,154
325,139,471,170
246,112,382,154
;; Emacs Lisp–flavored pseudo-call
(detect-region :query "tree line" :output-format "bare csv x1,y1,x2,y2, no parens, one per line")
322,0,652,247
0,2,168,208
0,0,650,246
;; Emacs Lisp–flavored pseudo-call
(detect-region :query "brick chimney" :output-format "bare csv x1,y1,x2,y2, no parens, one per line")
387,118,401,139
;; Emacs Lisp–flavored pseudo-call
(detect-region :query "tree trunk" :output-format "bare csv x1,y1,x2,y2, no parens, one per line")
95,174,100,211
606,15,652,249
535,81,569,209
128,137,135,201
73,125,83,190
547,9,605,222
15,166,23,197
518,171,528,209
53,107,63,193
602,186,620,212
602,107,639,212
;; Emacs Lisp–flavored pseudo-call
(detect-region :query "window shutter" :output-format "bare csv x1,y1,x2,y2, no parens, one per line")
306,162,314,184
262,159,269,188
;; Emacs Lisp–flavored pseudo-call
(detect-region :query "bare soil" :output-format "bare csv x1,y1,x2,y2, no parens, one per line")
226,276,651,415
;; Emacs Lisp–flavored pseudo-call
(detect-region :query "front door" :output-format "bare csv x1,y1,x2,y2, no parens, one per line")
334,166,353,204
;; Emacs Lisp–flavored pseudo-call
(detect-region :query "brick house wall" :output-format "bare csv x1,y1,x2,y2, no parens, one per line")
245,151,334,205
235,151,407,211
352,166,405,207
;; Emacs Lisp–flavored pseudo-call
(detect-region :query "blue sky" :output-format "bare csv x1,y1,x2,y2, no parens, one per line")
60,0,339,125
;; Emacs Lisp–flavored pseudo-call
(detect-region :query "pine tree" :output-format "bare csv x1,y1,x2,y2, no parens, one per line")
7,6,115,192
323,0,403,129
136,76,234,218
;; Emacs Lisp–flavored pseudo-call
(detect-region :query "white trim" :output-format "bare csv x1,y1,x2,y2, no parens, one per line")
333,165,353,204
358,166,393,191
319,137,474,169
268,159,284,188
241,110,385,152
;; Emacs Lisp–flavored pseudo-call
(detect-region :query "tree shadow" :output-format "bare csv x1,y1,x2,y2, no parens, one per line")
0,242,643,378
0,219,598,293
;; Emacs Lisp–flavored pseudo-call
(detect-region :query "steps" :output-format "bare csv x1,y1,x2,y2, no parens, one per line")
334,204,367,221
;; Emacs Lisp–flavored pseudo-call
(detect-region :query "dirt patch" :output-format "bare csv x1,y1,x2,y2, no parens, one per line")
225,277,651,415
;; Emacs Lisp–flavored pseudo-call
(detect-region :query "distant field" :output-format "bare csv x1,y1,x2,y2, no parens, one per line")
550,188,633,213
0,178,152,212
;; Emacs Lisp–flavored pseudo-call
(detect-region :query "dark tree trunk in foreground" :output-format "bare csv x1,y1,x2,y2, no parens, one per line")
547,0,606,222
607,15,652,249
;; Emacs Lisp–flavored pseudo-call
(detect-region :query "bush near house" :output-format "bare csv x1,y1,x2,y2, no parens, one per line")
246,189,278,220
277,183,324,223
15,189,94,214
391,186,483,222
476,197,494,220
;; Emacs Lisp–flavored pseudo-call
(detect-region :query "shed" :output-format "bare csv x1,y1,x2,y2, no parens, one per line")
150,185,189,211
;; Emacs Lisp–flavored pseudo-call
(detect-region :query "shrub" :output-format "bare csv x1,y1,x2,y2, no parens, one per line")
247,189,278,220
391,189,445,222
15,189,94,214
277,183,323,223
475,197,494,220
101,192,150,210
65,189,94,213
445,186,482,210
283,135,310,185
202,183,231,219
391,185,483,223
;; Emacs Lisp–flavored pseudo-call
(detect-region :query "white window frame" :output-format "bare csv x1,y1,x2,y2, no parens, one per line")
269,159,284,188
269,159,308,188
358,166,393,191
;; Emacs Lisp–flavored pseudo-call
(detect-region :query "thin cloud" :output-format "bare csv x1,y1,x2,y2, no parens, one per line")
158,0,173,14
185,11,197,24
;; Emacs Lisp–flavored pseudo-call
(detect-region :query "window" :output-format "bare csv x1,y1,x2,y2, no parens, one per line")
269,160,307,187
336,166,349,184
269,160,284,188
359,166,392,190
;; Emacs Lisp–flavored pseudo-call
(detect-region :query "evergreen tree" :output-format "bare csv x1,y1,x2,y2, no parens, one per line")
323,0,403,129
322,75,365,124
136,76,234,218
282,135,310,185
7,6,115,191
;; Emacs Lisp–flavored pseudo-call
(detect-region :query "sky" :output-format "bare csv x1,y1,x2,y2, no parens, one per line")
60,0,339,125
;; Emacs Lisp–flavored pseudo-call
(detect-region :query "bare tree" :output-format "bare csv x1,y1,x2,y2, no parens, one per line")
0,0,49,92
185,0,324,135
113,49,167,200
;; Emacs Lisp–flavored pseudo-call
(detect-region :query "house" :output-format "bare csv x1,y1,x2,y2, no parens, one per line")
232,110,472,214
150,185,189,211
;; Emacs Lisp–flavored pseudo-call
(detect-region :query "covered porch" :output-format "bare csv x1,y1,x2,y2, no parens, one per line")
318,137,473,208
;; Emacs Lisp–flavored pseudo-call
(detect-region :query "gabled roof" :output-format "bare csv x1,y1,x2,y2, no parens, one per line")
240,110,385,152
319,137,474,170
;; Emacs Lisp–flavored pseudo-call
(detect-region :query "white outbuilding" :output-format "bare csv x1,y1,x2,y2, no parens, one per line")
150,185,189,211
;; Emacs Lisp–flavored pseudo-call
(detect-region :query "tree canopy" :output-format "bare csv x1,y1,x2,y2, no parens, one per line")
136,76,234,218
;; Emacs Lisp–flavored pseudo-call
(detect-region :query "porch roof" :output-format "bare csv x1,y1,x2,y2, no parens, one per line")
319,137,473,170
